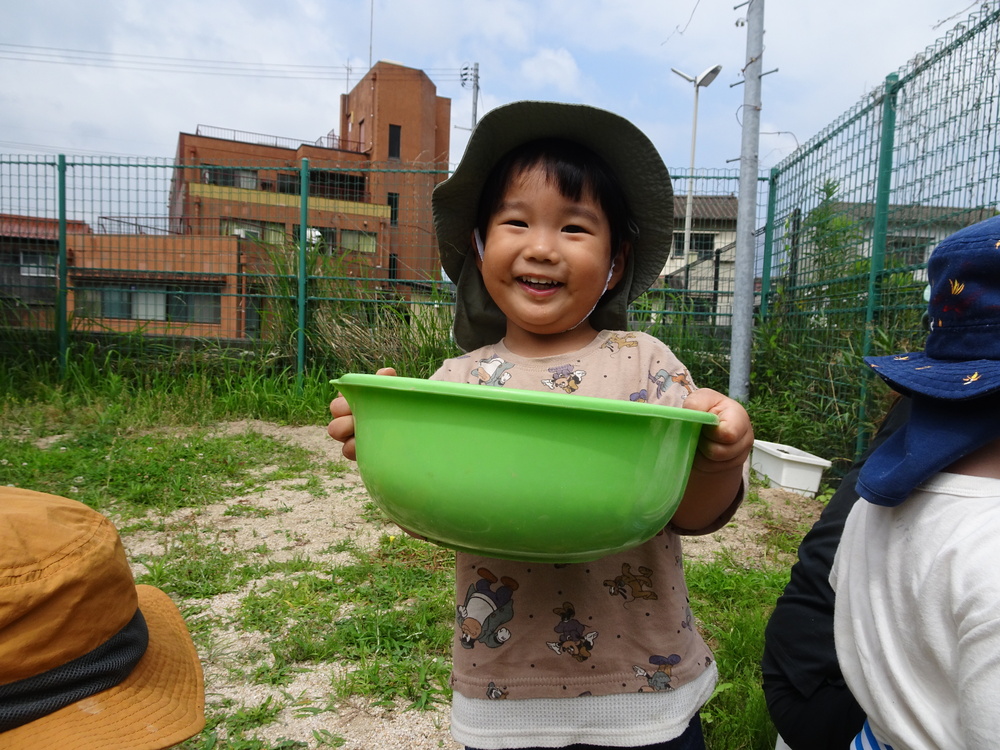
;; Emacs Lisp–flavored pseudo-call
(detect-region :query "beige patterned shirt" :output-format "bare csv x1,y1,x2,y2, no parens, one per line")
431,330,742,701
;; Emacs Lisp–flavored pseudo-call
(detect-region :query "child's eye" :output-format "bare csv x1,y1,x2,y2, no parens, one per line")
563,224,589,234
503,219,528,228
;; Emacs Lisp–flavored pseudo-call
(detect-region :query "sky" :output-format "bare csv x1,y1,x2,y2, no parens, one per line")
0,0,986,173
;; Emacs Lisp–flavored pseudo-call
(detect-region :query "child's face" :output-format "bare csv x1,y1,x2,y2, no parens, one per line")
476,165,625,353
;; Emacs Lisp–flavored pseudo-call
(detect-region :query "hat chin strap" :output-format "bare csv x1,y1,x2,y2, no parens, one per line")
475,229,617,335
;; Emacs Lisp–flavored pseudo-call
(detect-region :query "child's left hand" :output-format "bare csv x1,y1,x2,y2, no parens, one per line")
682,388,754,475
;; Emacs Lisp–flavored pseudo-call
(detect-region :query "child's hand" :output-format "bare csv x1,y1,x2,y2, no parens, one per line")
682,388,754,474
327,367,396,460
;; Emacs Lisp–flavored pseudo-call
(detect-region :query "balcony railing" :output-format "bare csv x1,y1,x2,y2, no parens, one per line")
194,125,366,154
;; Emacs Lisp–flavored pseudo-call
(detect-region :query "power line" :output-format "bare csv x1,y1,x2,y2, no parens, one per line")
0,43,468,82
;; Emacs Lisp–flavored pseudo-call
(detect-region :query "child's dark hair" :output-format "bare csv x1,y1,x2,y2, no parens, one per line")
475,138,633,259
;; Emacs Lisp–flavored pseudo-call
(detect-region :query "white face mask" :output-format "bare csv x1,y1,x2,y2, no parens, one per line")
567,258,615,331
474,228,486,260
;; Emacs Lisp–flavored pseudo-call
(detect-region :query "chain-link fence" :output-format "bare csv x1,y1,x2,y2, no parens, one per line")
761,0,1000,457
0,150,758,392
3,2,998,467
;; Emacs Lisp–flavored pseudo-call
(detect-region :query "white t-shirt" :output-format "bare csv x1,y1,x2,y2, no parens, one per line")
831,472,1000,750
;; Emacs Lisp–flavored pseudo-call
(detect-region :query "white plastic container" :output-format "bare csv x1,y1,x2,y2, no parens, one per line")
751,439,832,497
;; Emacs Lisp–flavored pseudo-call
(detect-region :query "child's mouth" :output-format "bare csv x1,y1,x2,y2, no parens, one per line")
518,275,562,292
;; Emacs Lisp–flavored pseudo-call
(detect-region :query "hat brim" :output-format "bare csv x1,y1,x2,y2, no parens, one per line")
865,352,1000,400
3,585,205,750
434,101,672,351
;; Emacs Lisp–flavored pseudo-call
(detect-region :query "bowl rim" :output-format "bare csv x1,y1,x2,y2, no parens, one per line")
331,373,719,425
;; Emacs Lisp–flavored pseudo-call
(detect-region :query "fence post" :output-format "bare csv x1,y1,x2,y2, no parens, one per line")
759,167,779,319
57,155,68,378
297,158,309,390
856,73,900,457
729,0,765,401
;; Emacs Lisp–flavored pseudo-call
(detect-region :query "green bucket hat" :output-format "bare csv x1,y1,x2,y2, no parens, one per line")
433,100,674,352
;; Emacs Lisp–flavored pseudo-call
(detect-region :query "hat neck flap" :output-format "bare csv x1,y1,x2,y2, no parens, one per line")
856,394,1000,506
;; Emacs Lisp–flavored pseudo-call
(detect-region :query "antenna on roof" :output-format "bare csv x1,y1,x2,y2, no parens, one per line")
368,0,374,70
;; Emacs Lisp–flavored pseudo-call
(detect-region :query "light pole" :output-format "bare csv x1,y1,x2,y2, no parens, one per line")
671,64,722,288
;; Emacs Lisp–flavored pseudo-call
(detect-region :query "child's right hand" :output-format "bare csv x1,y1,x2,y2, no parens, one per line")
327,367,396,460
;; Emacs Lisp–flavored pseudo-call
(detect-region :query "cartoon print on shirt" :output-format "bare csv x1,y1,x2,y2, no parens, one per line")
603,563,659,605
648,369,670,399
649,369,694,399
671,370,695,395
681,606,693,632
630,388,649,403
600,331,639,353
542,364,586,393
485,681,509,700
634,654,682,691
546,602,599,662
457,567,519,649
471,356,515,387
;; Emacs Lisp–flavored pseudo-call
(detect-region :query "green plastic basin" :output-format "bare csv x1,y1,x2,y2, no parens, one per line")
331,374,717,563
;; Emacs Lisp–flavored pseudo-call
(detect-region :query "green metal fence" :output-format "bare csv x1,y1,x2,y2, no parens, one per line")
2,1,998,468
760,0,1000,458
0,151,756,392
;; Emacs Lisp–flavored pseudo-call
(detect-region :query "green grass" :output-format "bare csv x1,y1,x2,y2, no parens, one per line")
689,553,789,749
1,362,799,749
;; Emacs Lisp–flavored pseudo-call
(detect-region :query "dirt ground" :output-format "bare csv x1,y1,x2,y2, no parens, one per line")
121,420,825,750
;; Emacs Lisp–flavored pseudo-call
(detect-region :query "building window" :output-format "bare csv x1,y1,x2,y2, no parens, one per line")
388,192,399,226
340,229,377,255
886,235,933,267
224,219,286,244
292,225,337,251
388,124,402,159
672,232,716,260
20,251,57,278
202,166,257,189
75,282,222,324
309,170,366,202
277,173,299,195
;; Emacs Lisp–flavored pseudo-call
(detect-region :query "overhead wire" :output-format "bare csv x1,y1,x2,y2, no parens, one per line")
0,43,468,82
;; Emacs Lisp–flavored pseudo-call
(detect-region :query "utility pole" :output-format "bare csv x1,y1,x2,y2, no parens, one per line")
461,63,480,128
729,0,764,401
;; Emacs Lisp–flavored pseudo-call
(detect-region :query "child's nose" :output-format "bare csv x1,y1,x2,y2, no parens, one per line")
524,228,560,261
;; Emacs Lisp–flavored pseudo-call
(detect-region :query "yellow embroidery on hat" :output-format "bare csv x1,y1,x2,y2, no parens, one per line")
995,239,1000,249
915,366,933,370
892,355,910,361
963,372,981,385
950,279,965,295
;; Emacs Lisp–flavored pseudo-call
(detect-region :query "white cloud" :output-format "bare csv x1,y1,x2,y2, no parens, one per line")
519,48,583,96
0,0,985,172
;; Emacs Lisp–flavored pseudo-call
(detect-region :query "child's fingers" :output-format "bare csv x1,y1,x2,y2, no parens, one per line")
328,369,395,461
327,412,358,460
683,388,754,465
330,428,357,460
329,395,352,419
327,412,355,441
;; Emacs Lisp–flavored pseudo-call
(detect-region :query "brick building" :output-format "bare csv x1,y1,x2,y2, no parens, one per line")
1,61,451,341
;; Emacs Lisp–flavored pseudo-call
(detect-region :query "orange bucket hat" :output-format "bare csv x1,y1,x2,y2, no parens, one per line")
0,487,205,749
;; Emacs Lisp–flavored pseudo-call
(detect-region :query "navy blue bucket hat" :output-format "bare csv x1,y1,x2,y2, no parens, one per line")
857,214,1000,506
864,214,1000,399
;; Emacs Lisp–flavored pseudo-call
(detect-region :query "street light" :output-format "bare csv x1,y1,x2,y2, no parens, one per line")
672,64,722,287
